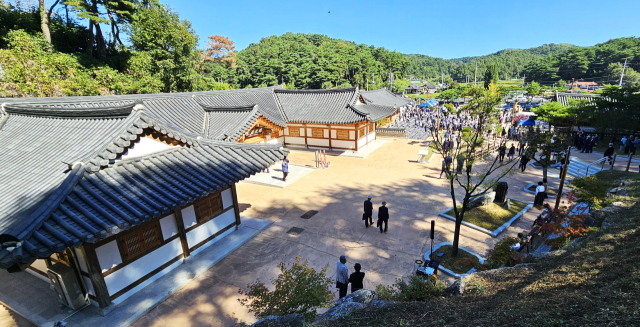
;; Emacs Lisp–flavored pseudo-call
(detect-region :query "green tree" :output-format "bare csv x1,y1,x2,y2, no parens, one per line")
525,81,541,95
238,257,333,322
589,85,640,139
484,64,499,89
432,83,517,257
129,1,200,92
524,131,570,181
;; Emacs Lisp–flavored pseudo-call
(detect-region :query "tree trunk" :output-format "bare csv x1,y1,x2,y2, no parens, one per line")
542,165,548,181
39,0,51,44
94,22,106,58
86,20,94,56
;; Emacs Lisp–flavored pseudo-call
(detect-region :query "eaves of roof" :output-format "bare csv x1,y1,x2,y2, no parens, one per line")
0,140,289,269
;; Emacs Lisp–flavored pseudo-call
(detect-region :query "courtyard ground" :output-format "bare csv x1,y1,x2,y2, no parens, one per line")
131,138,555,327
3,139,624,327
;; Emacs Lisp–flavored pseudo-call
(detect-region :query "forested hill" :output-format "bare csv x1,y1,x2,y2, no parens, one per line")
521,37,640,85
405,43,573,82
229,33,411,89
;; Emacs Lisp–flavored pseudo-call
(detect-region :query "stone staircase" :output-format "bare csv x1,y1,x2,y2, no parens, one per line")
566,157,602,178
388,120,430,140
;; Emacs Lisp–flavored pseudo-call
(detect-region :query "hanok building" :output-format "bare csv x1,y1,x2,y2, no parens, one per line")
0,85,408,320
0,94,288,315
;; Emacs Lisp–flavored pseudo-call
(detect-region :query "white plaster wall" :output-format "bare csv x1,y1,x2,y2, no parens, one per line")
284,128,289,136
121,137,173,160
349,131,356,140
221,188,233,209
331,130,337,138
267,138,279,144
357,138,367,149
186,209,236,248
30,259,48,273
299,127,305,137
160,214,178,240
306,128,312,136
306,124,327,128
104,238,183,296
83,276,95,296
95,240,122,273
332,140,355,149
181,205,197,229
367,131,376,143
324,129,329,138
284,136,306,145
111,259,182,305
74,247,88,273
307,138,330,147
332,126,355,130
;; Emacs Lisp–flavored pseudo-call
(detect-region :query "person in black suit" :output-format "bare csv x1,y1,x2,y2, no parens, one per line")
363,195,373,227
378,201,389,233
349,263,365,293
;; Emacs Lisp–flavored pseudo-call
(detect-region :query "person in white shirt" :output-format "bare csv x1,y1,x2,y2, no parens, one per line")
281,156,289,182
336,255,349,298
533,181,546,207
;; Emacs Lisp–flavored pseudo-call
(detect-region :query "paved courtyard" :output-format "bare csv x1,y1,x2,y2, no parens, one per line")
131,138,559,327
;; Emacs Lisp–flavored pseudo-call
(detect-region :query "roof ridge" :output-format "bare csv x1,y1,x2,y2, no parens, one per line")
274,87,357,94
2,102,135,118
272,88,289,122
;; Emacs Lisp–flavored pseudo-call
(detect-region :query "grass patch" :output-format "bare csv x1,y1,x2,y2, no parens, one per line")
445,200,529,231
526,184,559,196
430,245,482,274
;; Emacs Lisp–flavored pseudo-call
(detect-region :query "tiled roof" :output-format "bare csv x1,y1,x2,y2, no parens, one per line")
195,86,287,126
0,140,288,268
275,87,367,124
360,88,412,107
351,103,397,122
201,104,262,141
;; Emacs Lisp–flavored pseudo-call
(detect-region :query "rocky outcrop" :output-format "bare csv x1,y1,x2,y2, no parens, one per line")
252,314,305,327
314,289,378,324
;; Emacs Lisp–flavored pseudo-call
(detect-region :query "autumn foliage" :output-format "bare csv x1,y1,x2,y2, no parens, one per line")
204,35,237,67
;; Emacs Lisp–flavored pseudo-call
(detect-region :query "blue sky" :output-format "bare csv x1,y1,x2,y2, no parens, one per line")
161,0,639,59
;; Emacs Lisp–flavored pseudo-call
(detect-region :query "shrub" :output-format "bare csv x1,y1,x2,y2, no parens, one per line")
238,257,332,322
486,236,524,269
374,275,445,302
572,175,609,209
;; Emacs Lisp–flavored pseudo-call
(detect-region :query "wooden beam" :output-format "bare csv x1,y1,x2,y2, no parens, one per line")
231,184,242,229
354,123,359,151
173,207,191,259
328,125,332,149
80,243,112,308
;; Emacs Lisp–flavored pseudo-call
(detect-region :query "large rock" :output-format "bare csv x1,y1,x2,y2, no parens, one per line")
494,182,509,204
468,191,496,209
252,314,305,327
314,290,377,323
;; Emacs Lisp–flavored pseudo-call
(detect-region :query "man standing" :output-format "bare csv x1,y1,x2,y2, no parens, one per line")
498,144,506,162
349,263,365,294
336,255,349,299
363,195,373,228
281,156,289,182
378,201,389,234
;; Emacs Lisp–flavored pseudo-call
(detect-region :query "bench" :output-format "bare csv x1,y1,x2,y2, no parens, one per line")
518,211,553,253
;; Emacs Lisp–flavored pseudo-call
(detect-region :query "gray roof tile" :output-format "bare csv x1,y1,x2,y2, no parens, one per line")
360,88,412,107
275,87,366,124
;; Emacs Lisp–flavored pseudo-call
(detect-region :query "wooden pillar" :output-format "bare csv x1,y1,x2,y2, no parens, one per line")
80,243,111,309
354,123,359,151
231,184,242,228
328,125,332,149
303,124,308,148
173,207,191,258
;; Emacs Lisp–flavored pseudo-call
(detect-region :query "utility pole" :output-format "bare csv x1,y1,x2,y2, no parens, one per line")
555,146,572,210
619,58,628,86
366,78,369,91
474,62,477,87
522,74,526,88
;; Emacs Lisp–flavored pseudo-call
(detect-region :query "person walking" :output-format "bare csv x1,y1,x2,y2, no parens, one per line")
508,144,516,161
336,255,349,299
498,144,506,162
363,195,374,228
281,156,290,182
456,153,465,174
348,263,365,294
520,154,530,172
378,201,389,234
620,136,627,152
439,158,447,179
